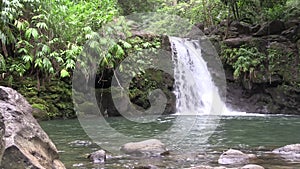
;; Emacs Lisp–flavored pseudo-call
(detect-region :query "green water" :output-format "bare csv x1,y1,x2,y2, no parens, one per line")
40,115,300,169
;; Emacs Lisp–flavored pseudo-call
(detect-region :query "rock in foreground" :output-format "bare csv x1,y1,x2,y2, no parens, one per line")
218,149,256,165
187,164,264,169
273,144,300,162
88,149,106,164
121,139,168,156
241,164,264,169
0,86,65,168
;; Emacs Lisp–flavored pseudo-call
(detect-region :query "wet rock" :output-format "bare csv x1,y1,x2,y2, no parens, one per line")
68,140,92,147
88,149,106,164
187,165,214,169
223,37,253,47
297,39,300,49
186,164,264,169
230,21,251,35
272,144,300,162
241,164,264,169
0,86,65,168
254,20,285,36
0,113,4,163
73,163,84,167
121,139,168,156
186,166,226,169
195,23,205,31
218,149,256,165
285,19,300,29
134,164,158,169
250,25,261,34
281,26,298,40
296,25,300,39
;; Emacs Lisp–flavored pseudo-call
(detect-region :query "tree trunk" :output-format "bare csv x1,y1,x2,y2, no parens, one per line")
1,43,8,57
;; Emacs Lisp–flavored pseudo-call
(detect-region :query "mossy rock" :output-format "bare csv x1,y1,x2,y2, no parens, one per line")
76,102,98,114
41,94,61,100
28,97,48,105
31,104,49,121
46,107,60,119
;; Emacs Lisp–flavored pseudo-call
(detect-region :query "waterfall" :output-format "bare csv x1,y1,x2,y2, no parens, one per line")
170,37,227,115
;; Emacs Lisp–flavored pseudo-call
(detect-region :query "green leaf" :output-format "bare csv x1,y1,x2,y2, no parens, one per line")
0,54,6,71
43,58,52,69
100,38,108,45
65,59,75,69
18,48,28,54
142,42,151,48
120,40,132,49
36,22,48,30
15,20,29,30
60,69,70,78
49,67,54,74
32,14,46,20
34,58,43,68
42,44,51,54
116,45,124,58
25,28,39,40
55,56,64,63
233,69,240,79
22,55,33,63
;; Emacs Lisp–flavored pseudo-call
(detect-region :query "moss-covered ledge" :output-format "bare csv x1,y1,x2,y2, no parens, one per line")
0,77,74,120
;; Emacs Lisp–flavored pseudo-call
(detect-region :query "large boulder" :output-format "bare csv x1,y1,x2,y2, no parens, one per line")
254,20,285,36
218,149,256,165
0,86,65,168
120,139,168,156
272,144,300,162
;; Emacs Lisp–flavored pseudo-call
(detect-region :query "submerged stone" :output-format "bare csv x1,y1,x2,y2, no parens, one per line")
121,139,168,156
88,149,106,164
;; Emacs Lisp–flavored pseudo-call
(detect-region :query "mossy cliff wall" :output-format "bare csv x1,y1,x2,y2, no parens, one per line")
204,19,300,114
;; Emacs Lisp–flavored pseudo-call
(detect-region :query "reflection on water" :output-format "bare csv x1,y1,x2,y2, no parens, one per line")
40,115,300,168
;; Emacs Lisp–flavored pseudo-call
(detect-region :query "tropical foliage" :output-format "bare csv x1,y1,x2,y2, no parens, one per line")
222,44,266,80
1,0,299,119
0,0,118,86
1,0,299,83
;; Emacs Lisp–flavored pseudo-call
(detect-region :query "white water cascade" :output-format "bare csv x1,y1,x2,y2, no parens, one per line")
169,37,265,116
170,37,228,116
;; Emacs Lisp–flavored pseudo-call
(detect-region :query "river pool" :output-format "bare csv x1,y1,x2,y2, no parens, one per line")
40,115,300,169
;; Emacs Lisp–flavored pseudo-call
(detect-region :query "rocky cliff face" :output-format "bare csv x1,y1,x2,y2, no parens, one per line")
202,19,300,114
95,20,300,116
0,86,65,168
94,35,176,117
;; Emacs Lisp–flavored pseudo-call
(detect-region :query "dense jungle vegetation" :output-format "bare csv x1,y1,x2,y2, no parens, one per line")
0,0,299,119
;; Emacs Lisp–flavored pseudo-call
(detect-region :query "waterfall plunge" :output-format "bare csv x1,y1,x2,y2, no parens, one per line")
170,37,228,116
